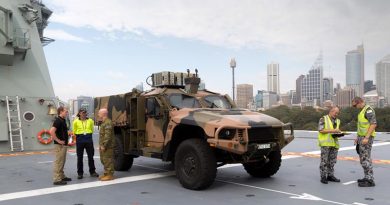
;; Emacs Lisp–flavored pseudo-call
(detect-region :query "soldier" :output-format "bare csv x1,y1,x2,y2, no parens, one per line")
73,108,99,179
50,106,72,185
352,97,377,187
98,108,115,181
318,106,342,184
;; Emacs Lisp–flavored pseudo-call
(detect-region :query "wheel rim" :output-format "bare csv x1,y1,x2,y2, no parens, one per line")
182,155,197,177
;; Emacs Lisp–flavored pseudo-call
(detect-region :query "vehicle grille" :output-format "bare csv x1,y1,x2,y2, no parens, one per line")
247,127,278,143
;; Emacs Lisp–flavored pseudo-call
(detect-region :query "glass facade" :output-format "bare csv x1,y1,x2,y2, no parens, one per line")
346,45,364,96
376,55,390,104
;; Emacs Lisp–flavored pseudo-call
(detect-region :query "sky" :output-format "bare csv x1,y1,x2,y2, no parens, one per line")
42,0,390,101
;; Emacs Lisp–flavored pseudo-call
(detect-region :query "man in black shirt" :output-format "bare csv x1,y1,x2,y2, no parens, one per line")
50,106,72,185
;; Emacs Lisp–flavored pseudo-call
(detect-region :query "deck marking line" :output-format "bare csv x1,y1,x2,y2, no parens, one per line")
342,181,357,185
0,171,175,202
217,180,350,205
37,161,53,164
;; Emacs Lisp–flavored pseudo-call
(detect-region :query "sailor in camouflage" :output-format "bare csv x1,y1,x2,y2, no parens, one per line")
98,108,115,181
318,106,341,184
352,97,377,187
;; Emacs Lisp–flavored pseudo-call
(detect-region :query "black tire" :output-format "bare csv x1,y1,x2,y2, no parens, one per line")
174,138,217,190
114,135,133,171
243,150,282,178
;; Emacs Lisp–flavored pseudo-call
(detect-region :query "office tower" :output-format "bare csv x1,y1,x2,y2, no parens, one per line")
376,55,390,104
267,62,280,94
335,87,356,108
295,75,305,104
346,44,364,96
301,53,323,106
236,84,253,109
263,91,278,110
254,90,265,109
323,77,334,101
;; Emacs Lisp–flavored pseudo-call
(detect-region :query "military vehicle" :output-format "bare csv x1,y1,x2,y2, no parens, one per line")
94,70,294,190
0,0,62,153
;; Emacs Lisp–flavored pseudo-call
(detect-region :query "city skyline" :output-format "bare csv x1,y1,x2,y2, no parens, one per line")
42,0,390,101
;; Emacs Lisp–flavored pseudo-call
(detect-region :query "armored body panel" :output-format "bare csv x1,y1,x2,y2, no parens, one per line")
95,71,294,190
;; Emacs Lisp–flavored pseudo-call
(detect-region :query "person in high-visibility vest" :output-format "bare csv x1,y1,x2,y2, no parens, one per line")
318,106,342,184
352,97,377,187
73,108,99,179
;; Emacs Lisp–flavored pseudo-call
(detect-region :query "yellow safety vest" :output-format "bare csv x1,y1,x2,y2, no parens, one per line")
73,118,94,135
357,105,376,137
318,115,340,148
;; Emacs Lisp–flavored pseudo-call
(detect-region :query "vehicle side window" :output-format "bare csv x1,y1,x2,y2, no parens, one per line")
146,97,160,117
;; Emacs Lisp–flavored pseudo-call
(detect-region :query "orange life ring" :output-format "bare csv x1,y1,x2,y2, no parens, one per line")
37,129,53,144
68,131,76,146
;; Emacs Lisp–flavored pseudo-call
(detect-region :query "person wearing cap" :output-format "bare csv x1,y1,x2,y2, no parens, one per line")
73,108,99,179
352,97,377,187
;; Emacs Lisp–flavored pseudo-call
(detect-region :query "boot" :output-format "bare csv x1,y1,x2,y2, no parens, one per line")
357,178,368,183
327,175,340,182
358,179,375,187
320,176,328,184
100,175,114,181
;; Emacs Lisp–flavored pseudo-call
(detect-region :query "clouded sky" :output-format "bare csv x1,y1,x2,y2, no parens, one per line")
43,0,390,101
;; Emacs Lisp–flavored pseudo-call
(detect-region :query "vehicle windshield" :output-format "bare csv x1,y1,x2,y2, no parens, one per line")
167,94,201,109
203,95,232,109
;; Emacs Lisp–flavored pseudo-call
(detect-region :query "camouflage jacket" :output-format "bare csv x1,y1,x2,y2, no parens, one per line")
99,118,115,149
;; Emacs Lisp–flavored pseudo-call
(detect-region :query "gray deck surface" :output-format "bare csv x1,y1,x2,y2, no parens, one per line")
0,131,389,205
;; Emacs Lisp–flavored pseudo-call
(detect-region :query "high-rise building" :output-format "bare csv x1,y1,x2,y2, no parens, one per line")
323,77,334,101
364,80,375,93
301,53,323,106
295,75,305,104
267,62,280,94
254,90,265,109
335,87,356,108
279,93,291,106
263,91,278,110
346,44,364,96
236,84,253,109
363,90,379,108
376,55,390,104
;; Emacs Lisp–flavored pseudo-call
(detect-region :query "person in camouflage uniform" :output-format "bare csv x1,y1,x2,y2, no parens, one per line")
98,108,115,181
352,97,376,187
318,106,342,184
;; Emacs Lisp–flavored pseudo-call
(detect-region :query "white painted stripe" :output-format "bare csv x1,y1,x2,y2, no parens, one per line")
37,161,53,164
304,142,390,155
342,181,357,185
0,171,175,202
352,203,368,205
4,141,390,202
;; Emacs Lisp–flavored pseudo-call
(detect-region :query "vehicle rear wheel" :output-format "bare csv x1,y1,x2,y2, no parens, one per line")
174,138,217,190
114,135,133,171
243,150,282,178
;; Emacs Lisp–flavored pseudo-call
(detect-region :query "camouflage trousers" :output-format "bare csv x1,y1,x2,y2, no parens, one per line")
319,146,338,178
357,137,374,180
100,148,114,176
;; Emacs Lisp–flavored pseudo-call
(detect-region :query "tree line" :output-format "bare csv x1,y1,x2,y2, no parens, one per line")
261,105,390,132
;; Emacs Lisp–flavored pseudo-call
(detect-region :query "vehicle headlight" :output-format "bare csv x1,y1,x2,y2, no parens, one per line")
218,129,236,140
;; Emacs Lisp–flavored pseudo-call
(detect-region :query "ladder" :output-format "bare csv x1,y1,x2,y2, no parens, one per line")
5,96,24,152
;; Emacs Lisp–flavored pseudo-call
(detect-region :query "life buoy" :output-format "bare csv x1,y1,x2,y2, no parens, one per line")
68,131,76,146
37,129,53,144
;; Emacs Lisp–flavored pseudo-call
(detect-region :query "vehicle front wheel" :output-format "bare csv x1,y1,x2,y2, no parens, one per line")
243,150,282,178
174,138,217,190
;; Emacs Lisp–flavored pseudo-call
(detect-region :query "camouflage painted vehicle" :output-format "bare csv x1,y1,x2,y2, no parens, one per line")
94,70,294,190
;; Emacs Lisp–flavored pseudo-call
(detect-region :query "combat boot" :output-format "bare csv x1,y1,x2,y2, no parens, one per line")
320,176,328,184
358,179,375,187
357,178,368,183
327,175,340,182
100,175,114,181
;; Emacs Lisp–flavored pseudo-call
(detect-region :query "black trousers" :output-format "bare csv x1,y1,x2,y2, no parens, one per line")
76,139,96,175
